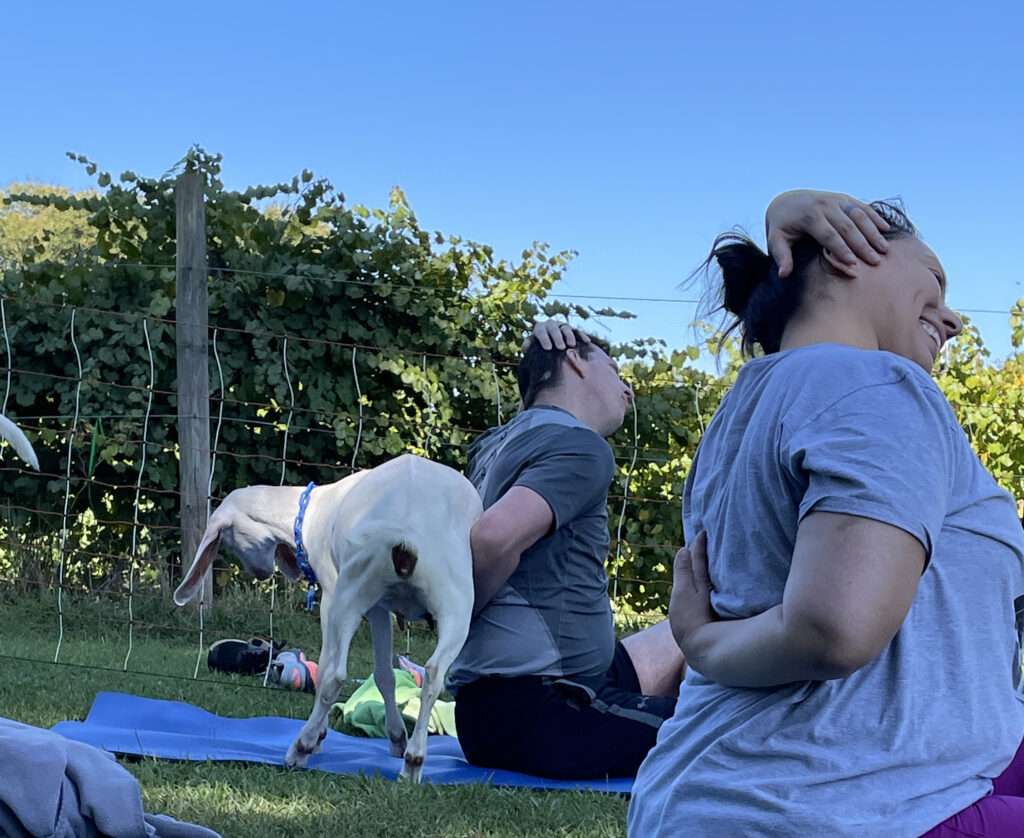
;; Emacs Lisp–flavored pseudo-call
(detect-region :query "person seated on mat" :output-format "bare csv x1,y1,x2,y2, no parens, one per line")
628,198,1024,836
447,189,894,780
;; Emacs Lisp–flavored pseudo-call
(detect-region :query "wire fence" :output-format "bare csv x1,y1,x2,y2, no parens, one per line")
0,256,708,693
2,251,1023,696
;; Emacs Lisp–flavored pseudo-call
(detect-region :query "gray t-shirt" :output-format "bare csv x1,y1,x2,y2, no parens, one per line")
629,343,1024,838
447,405,617,691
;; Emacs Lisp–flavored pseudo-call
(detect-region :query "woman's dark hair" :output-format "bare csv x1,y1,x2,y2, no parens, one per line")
517,329,610,408
700,200,917,357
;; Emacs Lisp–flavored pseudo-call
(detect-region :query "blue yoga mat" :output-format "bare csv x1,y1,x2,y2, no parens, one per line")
52,692,632,793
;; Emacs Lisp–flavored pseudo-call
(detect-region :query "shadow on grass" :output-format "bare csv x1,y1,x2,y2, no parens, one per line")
132,761,628,838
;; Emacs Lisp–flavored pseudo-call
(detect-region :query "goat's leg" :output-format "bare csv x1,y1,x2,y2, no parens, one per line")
400,588,472,783
285,594,364,769
366,605,407,758
308,603,334,699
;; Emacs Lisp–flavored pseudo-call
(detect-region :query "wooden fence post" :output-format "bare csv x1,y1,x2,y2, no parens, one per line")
175,167,213,609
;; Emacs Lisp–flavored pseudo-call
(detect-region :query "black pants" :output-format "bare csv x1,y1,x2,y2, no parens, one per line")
455,642,677,780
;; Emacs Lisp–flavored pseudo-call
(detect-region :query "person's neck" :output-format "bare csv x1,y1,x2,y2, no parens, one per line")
779,303,879,354
530,390,605,436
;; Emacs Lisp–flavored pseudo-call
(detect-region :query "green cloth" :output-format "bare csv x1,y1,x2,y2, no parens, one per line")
332,669,457,738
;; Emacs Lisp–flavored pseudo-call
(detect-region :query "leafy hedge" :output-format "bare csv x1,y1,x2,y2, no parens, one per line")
1,150,1021,612
0,150,723,610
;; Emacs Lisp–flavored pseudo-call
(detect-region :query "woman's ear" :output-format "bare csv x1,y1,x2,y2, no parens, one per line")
822,248,865,280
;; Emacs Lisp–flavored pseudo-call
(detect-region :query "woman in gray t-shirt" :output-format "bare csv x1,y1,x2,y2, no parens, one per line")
629,200,1024,837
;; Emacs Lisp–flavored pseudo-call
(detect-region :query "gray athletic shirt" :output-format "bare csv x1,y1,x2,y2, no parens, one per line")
629,343,1024,838
447,405,617,691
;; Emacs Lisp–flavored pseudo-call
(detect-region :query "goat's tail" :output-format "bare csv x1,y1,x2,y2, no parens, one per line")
391,544,418,578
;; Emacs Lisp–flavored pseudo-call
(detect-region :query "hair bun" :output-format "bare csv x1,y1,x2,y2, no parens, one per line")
712,233,774,317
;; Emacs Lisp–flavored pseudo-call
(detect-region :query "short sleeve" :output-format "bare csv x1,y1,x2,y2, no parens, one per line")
514,429,615,529
782,372,956,562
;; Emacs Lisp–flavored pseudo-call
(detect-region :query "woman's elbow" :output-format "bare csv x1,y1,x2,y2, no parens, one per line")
786,615,888,680
811,643,877,680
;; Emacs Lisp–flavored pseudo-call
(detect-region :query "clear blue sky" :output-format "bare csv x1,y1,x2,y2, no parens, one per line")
3,1,1021,361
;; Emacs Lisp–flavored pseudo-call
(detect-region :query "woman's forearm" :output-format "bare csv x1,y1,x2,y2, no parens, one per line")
686,604,854,687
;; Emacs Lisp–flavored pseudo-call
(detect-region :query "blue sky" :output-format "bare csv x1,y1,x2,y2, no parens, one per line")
2,1,1021,361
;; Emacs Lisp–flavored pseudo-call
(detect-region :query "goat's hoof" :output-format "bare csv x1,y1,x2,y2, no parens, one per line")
284,743,311,769
388,731,408,758
400,753,424,784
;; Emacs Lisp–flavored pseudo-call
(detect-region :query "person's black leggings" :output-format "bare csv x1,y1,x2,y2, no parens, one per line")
455,641,677,779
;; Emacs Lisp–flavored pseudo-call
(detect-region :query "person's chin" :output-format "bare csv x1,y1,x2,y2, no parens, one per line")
916,349,938,373
907,337,939,372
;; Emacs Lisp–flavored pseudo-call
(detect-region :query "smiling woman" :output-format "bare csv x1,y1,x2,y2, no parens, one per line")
628,198,1024,837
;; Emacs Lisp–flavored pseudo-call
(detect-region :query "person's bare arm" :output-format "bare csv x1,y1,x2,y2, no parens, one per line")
670,513,926,686
470,486,553,614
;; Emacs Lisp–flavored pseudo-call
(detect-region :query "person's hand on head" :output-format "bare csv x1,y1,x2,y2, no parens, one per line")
766,190,891,279
527,320,592,351
668,532,717,663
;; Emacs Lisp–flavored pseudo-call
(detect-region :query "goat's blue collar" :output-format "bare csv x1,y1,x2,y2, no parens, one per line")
293,481,318,610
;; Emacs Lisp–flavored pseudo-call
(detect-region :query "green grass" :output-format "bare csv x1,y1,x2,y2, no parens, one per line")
0,588,629,837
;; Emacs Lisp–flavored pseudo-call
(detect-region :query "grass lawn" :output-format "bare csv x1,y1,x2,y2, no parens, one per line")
0,586,631,837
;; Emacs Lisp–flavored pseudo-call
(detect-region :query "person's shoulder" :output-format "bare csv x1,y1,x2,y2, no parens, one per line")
531,422,613,459
768,343,941,400
766,344,951,429
518,413,614,477
777,342,920,381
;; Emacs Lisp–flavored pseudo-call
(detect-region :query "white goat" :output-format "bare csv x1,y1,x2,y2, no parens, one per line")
0,414,39,471
173,453,482,782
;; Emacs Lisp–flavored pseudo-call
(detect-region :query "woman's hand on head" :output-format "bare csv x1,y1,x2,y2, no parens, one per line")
527,319,592,351
766,190,891,279
669,532,718,660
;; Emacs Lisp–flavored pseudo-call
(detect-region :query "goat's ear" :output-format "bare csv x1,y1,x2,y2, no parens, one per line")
275,543,303,582
173,523,224,606
0,414,39,471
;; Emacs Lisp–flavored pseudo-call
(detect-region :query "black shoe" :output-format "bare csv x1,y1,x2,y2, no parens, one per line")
207,637,285,675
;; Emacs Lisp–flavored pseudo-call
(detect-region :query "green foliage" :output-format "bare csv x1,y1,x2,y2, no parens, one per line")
2,149,1023,614
0,149,690,608
0,182,96,268
605,343,728,607
937,313,1024,510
